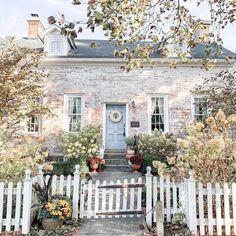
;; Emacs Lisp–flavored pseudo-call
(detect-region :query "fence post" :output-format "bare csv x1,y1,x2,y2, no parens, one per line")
156,201,164,236
72,164,80,219
186,170,197,235
22,170,32,235
36,164,44,187
145,166,153,227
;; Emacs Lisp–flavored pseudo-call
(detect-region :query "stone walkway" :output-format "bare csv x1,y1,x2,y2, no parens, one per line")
74,150,147,235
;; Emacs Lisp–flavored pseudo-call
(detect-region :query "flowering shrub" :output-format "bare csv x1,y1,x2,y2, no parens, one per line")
0,134,48,182
60,125,101,159
137,130,177,173
153,110,236,184
38,197,72,221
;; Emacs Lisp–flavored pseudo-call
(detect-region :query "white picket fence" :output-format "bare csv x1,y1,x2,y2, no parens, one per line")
0,170,32,234
80,177,143,219
146,167,236,235
2,165,236,235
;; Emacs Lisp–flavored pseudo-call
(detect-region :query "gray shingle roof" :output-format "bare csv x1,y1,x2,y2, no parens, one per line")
17,38,235,60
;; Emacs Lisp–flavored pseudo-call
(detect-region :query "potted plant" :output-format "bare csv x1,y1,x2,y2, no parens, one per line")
88,156,106,174
129,154,143,173
125,136,136,159
38,196,72,231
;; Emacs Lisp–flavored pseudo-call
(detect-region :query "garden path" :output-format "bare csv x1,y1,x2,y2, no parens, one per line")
74,150,147,235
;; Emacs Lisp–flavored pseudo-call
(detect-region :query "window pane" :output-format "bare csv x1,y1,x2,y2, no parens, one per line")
193,97,208,121
50,41,61,53
151,97,166,131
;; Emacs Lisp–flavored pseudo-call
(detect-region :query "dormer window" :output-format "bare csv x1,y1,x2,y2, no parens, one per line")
48,38,63,55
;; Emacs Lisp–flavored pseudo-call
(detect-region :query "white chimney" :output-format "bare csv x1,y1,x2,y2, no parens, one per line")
27,14,45,39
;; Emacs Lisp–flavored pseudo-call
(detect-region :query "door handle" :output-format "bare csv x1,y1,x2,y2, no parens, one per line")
123,124,126,137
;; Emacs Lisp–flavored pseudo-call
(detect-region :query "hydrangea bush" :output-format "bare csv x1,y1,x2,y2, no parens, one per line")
59,125,101,159
153,110,236,184
137,130,177,173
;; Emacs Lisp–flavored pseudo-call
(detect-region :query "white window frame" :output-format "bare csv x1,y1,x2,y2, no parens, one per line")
64,94,85,132
24,97,42,134
46,37,64,55
148,95,169,133
191,95,209,121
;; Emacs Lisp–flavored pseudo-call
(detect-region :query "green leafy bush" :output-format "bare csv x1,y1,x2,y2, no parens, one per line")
137,130,177,175
138,130,177,159
59,125,101,159
141,154,159,175
52,157,89,176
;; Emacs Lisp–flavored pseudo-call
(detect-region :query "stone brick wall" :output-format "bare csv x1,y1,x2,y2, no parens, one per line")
40,61,234,154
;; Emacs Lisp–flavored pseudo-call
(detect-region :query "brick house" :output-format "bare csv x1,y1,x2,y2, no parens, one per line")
20,15,235,155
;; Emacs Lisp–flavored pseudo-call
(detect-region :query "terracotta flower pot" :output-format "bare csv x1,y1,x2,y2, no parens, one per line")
127,150,135,155
42,218,62,231
131,163,141,173
89,160,99,174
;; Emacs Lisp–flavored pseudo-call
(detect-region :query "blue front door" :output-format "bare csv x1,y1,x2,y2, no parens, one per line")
106,104,126,150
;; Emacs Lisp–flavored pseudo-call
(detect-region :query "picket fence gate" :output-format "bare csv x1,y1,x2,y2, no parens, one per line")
80,177,143,218
2,165,236,235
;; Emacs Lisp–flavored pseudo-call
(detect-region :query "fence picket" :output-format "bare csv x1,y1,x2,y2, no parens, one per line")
101,180,106,219
224,183,230,235
115,180,121,218
232,183,236,235
215,183,222,235
160,177,164,219
207,183,213,235
59,175,64,195
6,182,13,231
108,181,114,218
166,176,171,222
123,179,128,218
137,177,142,215
129,178,135,217
198,182,205,235
79,179,86,219
14,182,22,231
66,175,72,198
153,177,157,222
94,180,99,218
0,182,4,233
87,180,92,219
172,181,177,215
51,175,57,195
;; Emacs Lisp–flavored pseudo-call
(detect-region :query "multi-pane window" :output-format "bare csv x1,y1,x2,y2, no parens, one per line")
26,97,41,133
49,40,62,54
151,97,167,132
67,96,82,132
192,97,208,121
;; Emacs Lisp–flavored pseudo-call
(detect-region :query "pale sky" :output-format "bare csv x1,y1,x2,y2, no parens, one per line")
0,0,235,53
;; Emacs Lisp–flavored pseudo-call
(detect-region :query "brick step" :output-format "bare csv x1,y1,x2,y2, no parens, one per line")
105,159,128,165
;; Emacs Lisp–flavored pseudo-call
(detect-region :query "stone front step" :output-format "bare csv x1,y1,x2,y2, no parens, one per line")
104,165,132,172
104,153,125,159
105,159,128,165
105,149,125,154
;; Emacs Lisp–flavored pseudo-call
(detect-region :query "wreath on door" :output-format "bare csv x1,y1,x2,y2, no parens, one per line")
110,110,122,123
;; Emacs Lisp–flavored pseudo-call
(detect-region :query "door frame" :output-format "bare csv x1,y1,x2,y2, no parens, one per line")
102,103,129,150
